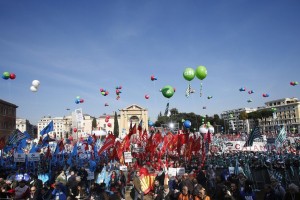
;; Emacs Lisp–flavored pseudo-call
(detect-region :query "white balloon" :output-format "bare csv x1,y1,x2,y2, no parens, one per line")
30,85,38,92
208,126,215,134
32,80,40,87
199,126,208,134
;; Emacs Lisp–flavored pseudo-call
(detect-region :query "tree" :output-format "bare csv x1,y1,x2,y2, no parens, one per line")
239,111,248,132
113,111,119,137
92,117,97,130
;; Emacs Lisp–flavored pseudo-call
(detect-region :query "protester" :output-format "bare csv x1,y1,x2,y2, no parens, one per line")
14,180,30,200
133,170,144,200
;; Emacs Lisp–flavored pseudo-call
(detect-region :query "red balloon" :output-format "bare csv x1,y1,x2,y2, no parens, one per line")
107,123,112,127
145,94,150,99
9,73,16,79
73,128,77,132
80,99,84,103
105,118,109,123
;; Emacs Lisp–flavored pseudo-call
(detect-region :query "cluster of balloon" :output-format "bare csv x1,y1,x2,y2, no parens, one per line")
100,88,109,96
150,75,157,81
247,99,253,103
183,120,191,129
239,87,246,92
105,115,110,123
183,67,195,98
290,81,299,86
30,80,40,92
115,86,122,100
75,96,84,104
105,115,111,127
195,66,207,97
248,90,254,94
145,94,150,99
2,72,16,80
207,96,213,99
161,85,175,99
262,93,270,97
104,103,109,106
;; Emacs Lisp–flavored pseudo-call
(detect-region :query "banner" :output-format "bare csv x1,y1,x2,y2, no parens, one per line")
176,168,185,176
124,152,132,163
120,165,128,171
14,153,26,162
168,168,177,177
223,141,267,152
28,153,40,161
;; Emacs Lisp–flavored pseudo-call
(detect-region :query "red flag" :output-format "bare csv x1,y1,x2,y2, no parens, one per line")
128,124,137,138
141,129,148,142
46,146,51,158
0,137,5,150
161,132,174,154
58,140,65,152
152,131,163,148
168,134,178,151
98,134,116,155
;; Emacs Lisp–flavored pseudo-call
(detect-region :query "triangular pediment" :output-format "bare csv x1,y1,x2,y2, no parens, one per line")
123,104,145,111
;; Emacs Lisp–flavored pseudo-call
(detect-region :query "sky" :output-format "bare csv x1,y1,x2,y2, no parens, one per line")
0,0,300,125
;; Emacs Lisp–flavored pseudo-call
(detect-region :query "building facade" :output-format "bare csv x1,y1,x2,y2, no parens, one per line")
119,104,149,134
0,99,18,138
36,104,149,140
262,97,300,133
221,107,257,133
16,118,36,138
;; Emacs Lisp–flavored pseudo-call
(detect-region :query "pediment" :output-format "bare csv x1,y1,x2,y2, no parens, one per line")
123,104,145,111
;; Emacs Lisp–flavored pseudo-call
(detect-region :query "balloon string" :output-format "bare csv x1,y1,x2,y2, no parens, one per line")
200,82,203,97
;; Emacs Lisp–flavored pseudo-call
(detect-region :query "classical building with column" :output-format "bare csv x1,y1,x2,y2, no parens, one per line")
119,104,149,134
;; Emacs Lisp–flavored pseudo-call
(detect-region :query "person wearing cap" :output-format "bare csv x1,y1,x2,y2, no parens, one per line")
14,180,30,200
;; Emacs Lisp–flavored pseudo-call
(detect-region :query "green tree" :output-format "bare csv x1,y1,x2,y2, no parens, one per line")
113,111,119,137
92,117,97,130
239,111,248,132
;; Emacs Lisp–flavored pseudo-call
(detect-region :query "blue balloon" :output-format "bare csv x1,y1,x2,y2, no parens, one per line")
75,99,80,104
148,121,154,126
183,120,191,128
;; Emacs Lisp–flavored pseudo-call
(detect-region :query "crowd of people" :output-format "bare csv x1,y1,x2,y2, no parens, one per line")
0,131,299,199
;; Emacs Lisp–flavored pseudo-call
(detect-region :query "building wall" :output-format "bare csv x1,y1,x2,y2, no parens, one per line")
263,97,300,133
0,99,18,138
221,107,257,133
16,118,36,138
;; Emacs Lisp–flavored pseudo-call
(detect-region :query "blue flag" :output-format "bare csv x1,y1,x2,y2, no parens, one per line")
42,134,50,147
29,144,38,153
72,143,78,157
40,120,54,136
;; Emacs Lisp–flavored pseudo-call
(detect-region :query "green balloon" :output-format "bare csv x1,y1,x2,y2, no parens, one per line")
161,85,175,98
3,72,10,79
183,67,195,81
195,66,207,80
